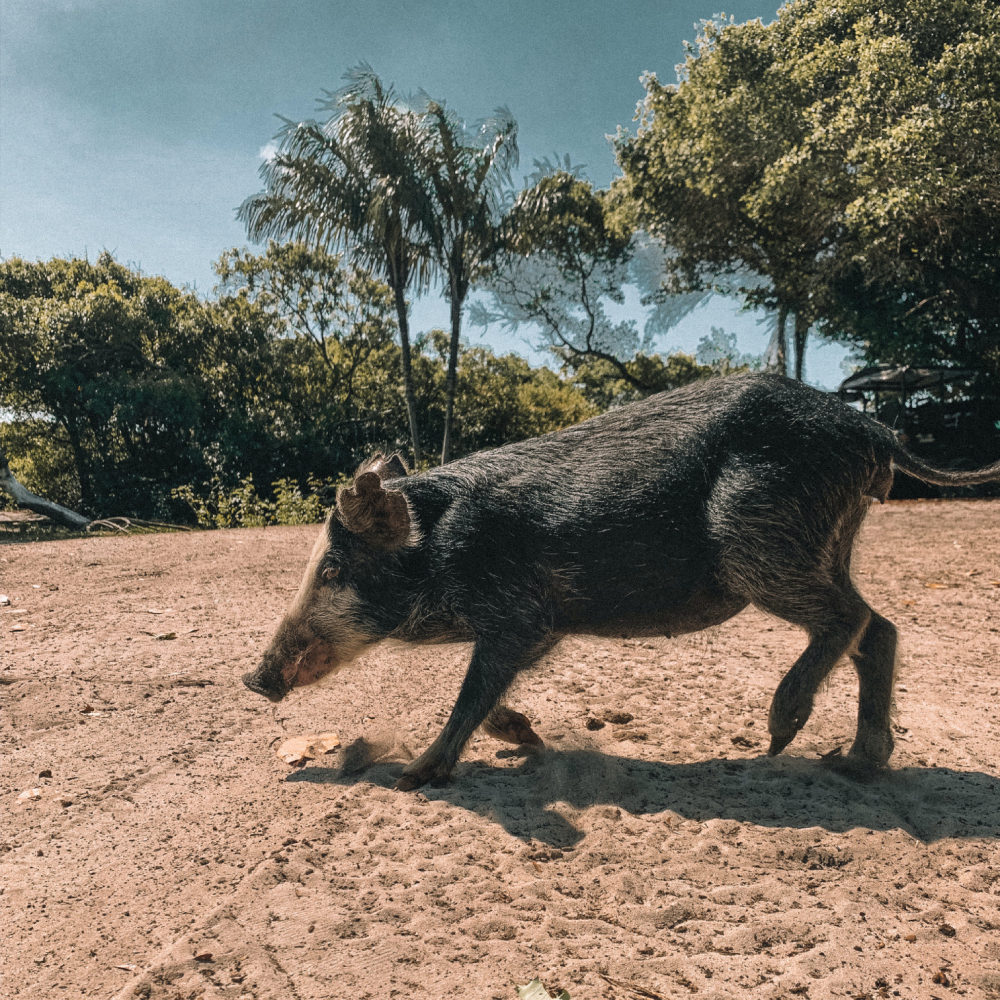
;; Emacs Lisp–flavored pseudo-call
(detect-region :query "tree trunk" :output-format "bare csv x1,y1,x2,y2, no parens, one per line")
770,304,789,377
793,313,808,381
440,279,463,465
60,416,93,509
392,282,422,466
0,444,91,529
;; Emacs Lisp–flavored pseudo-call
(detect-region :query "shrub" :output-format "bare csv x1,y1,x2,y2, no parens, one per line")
171,474,342,529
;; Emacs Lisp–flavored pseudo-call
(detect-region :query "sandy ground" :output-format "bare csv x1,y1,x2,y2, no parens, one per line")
2,500,999,1000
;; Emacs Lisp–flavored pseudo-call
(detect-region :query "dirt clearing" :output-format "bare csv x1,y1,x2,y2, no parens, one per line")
2,500,999,998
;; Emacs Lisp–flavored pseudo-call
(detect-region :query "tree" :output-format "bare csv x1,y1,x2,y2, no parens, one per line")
0,253,209,516
555,350,714,411
210,244,413,481
411,98,519,463
1,251,640,524
614,20,823,378
240,67,521,466
474,166,714,394
214,242,397,415
615,0,1000,385
0,250,390,519
475,170,648,388
417,330,594,455
0,440,89,528
239,66,431,464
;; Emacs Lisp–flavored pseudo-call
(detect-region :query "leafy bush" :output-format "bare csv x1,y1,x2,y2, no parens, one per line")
0,419,81,511
272,476,344,526
171,474,342,529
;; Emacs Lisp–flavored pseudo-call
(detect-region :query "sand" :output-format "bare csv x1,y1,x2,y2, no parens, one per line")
2,500,999,999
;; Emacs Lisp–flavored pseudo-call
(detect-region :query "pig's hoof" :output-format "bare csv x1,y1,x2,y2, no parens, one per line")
394,772,428,792
482,707,544,748
767,690,813,756
394,761,452,791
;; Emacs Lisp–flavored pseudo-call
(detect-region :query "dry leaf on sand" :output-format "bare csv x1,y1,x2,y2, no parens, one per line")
275,732,341,767
516,979,571,1000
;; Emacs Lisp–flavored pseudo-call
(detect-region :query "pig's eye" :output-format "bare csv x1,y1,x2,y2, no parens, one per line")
321,566,340,581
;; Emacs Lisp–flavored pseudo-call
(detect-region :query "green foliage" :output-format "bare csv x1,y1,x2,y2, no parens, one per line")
557,350,715,410
272,478,330,526
417,330,595,454
240,66,520,464
214,241,399,424
615,0,1000,384
171,475,341,529
0,248,409,520
1,250,613,523
171,477,273,529
0,420,81,511
504,170,631,268
0,252,224,516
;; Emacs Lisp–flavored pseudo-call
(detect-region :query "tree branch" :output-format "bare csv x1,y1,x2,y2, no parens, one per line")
0,444,91,529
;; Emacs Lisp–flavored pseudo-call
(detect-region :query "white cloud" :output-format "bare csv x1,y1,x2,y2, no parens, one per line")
259,140,280,162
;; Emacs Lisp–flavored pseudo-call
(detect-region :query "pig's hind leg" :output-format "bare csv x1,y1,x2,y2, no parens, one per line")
395,631,555,791
758,582,872,760
721,542,874,761
842,610,897,775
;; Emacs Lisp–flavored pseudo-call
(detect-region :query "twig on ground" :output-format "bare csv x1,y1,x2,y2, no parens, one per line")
598,973,669,1000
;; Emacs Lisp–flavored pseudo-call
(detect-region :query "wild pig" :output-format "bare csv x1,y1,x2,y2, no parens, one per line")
243,373,1000,790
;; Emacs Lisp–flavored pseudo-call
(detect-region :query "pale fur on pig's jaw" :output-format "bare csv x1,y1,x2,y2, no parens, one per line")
277,523,376,692
290,588,375,690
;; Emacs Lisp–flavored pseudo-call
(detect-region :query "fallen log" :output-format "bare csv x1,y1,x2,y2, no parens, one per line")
0,444,91,530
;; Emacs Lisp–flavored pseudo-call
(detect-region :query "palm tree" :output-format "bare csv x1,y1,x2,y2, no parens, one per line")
412,98,518,463
238,65,430,464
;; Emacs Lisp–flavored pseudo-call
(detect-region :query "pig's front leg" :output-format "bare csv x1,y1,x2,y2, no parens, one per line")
395,632,554,791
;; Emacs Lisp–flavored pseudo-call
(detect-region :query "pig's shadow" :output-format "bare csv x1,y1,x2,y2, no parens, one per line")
287,745,999,847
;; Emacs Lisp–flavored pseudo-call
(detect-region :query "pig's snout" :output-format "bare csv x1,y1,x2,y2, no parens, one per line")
242,640,301,703
241,666,289,703
243,633,341,703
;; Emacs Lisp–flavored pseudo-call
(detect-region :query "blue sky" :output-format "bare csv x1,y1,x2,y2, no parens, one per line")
0,0,849,386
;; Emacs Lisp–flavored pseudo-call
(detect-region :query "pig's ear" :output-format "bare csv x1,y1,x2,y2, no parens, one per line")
336,472,411,550
360,453,409,482
373,453,408,481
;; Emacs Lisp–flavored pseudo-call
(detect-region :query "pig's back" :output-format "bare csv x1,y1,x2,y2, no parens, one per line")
392,374,890,624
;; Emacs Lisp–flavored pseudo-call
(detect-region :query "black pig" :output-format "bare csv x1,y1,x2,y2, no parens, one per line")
243,373,1000,790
